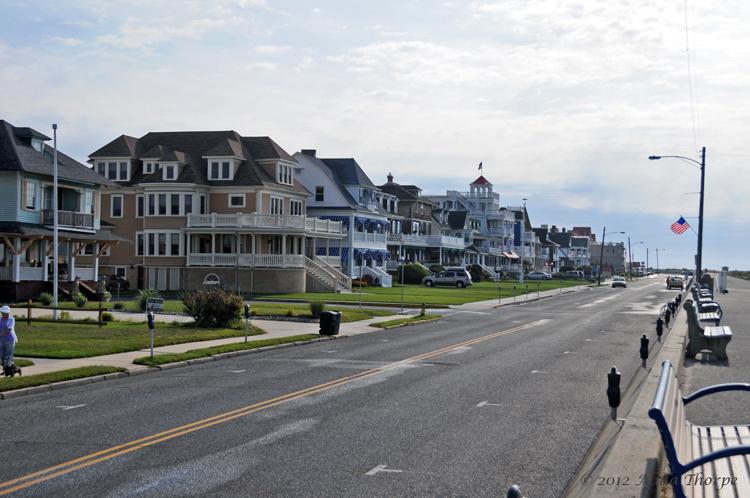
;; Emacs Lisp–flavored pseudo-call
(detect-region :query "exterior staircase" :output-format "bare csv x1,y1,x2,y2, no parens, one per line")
305,257,350,292
479,264,501,281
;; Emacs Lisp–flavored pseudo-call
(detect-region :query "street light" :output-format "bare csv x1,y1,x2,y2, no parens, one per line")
628,238,643,279
597,227,625,285
646,248,664,275
649,147,706,277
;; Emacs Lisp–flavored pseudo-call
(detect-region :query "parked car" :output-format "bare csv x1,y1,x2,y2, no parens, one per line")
524,271,552,280
100,274,130,291
667,276,684,290
612,276,627,288
563,271,584,279
423,269,473,288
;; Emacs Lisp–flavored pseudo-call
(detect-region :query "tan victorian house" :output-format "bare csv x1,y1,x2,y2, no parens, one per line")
89,131,346,294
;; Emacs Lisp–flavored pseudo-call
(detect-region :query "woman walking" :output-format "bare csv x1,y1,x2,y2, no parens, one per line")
0,305,18,375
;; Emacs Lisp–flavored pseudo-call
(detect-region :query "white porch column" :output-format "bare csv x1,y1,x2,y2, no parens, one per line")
68,241,76,281
43,240,49,282
282,234,287,268
325,238,330,259
11,237,21,283
93,247,99,281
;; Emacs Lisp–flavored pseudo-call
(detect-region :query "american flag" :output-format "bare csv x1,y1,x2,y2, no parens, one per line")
478,161,483,170
671,217,690,234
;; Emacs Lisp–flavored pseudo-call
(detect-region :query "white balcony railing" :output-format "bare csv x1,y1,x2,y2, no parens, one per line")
41,210,95,230
186,213,343,234
352,232,387,243
19,268,44,281
188,253,305,268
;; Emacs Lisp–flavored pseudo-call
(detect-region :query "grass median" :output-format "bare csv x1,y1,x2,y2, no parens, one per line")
368,314,442,328
0,366,127,393
133,334,323,367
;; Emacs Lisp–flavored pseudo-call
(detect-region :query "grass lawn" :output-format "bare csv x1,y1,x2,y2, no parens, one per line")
0,366,127,393
14,320,266,359
249,279,589,306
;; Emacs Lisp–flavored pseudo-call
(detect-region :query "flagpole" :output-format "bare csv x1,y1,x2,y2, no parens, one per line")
697,147,705,277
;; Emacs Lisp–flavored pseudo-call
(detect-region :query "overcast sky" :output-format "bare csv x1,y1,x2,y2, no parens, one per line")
2,0,748,270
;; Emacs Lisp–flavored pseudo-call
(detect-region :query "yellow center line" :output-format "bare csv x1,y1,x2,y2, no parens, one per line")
0,320,544,495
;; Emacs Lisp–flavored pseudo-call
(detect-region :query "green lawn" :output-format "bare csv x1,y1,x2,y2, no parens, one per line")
249,279,588,306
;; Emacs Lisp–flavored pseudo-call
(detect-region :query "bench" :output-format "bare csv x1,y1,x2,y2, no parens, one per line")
684,298,732,360
649,360,750,498
691,286,715,304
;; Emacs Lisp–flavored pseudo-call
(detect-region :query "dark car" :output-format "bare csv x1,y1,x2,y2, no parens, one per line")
423,269,473,288
101,274,130,291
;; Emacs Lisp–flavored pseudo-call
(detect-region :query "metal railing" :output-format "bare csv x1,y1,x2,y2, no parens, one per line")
41,210,95,229
186,213,343,234
313,256,350,290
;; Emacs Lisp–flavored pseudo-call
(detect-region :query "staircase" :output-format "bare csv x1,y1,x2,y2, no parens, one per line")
57,280,98,298
305,257,349,292
479,264,501,281
313,256,351,291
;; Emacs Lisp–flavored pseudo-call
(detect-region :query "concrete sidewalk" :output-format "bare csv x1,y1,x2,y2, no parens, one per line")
10,283,593,378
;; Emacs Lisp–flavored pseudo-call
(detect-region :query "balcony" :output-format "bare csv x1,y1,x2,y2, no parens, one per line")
352,232,387,244
186,213,343,234
187,253,305,268
41,210,95,230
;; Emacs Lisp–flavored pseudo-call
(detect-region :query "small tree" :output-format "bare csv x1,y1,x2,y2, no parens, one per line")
180,288,244,328
399,264,431,285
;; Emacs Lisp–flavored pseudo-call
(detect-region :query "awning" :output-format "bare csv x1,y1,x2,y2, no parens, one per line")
317,247,340,256
403,245,426,251
318,215,350,226
354,217,388,230
353,248,390,262
502,251,520,259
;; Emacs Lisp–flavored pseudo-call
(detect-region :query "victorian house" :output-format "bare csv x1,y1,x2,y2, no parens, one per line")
89,131,347,294
0,120,126,302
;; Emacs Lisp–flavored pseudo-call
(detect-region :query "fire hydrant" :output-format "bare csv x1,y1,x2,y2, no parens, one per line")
420,303,428,316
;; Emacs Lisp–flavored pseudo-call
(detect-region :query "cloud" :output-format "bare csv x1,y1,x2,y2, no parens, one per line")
245,61,278,71
50,37,83,46
254,45,291,54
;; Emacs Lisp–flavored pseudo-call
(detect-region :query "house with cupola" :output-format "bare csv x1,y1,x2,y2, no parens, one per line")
89,131,348,294
0,120,127,302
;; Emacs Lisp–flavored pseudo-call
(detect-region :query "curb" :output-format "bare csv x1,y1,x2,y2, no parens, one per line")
492,286,591,308
370,316,444,330
0,336,343,400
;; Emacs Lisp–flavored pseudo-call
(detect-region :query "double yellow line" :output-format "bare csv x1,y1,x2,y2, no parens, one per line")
0,320,543,495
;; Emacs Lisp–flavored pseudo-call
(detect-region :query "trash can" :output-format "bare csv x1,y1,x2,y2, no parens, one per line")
319,311,342,336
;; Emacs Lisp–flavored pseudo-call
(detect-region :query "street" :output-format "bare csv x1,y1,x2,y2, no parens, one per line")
0,278,679,497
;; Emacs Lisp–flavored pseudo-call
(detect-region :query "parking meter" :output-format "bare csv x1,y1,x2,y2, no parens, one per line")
607,366,621,421
656,317,664,342
244,304,250,342
640,334,649,368
147,311,155,358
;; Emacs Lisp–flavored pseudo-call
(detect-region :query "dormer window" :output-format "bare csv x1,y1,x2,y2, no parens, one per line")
144,162,159,174
276,164,293,185
163,164,177,181
209,161,233,180
96,161,130,181
32,138,44,152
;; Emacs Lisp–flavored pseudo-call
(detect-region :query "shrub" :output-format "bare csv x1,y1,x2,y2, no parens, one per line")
362,274,374,284
399,264,431,285
72,293,88,308
136,289,160,311
38,292,53,306
113,301,125,310
469,264,484,283
180,288,244,328
60,311,71,320
249,308,258,316
352,279,369,287
102,312,115,322
309,300,325,318
429,264,446,274
284,307,295,317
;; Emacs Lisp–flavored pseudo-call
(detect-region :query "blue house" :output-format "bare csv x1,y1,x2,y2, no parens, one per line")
0,120,125,302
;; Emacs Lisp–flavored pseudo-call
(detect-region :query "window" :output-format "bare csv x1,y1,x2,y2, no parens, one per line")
222,235,232,253
209,161,232,180
158,234,166,255
222,162,230,179
137,234,144,256
165,165,175,180
171,234,180,255
271,197,283,215
158,194,167,215
229,194,245,208
144,162,156,174
290,199,303,216
148,233,155,255
148,194,155,215
120,162,128,181
24,180,37,210
108,162,117,180
97,162,106,176
86,190,96,215
277,164,293,185
171,194,180,215
211,162,219,179
111,195,123,217
136,195,144,217
200,195,206,214
184,194,192,214
115,267,126,278
315,186,324,202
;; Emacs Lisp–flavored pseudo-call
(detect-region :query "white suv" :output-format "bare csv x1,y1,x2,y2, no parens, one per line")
423,268,473,288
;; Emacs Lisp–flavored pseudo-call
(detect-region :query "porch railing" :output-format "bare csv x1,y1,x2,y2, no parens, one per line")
188,253,305,268
41,210,95,230
186,213,343,234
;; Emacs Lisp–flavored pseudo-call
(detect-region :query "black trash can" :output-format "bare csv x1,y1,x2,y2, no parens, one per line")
319,311,342,335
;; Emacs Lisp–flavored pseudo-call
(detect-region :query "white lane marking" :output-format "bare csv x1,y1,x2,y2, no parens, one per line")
227,370,246,373
477,401,504,407
58,404,86,410
381,340,389,342
530,370,549,374
366,465,403,476
578,295,619,308
563,351,578,354
324,351,337,353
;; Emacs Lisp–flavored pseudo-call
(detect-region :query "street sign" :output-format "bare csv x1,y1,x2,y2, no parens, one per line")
146,298,164,312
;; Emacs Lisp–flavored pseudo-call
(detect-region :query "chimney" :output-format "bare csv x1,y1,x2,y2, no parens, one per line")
387,172,393,183
562,227,566,233
301,149,316,157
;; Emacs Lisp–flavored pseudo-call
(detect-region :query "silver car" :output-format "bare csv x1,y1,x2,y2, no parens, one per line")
423,269,473,288
524,271,552,280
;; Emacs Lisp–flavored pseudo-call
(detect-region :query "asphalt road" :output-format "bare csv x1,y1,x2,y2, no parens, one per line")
0,277,680,498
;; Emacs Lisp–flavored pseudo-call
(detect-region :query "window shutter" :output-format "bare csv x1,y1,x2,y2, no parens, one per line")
22,180,28,210
95,191,100,218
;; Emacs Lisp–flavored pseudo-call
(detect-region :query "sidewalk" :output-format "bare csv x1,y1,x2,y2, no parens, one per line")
11,283,592,378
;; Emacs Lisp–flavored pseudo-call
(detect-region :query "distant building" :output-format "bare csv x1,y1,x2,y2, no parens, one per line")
589,241,627,272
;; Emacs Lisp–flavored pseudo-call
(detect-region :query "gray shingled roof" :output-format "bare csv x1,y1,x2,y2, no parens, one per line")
0,120,118,187
89,130,308,195
320,158,375,188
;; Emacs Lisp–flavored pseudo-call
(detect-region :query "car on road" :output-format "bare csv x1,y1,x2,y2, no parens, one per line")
612,276,627,288
563,271,584,279
423,269,473,288
524,271,552,280
100,274,131,291
667,276,684,290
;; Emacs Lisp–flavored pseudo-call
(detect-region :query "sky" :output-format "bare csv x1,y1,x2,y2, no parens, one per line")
2,0,748,270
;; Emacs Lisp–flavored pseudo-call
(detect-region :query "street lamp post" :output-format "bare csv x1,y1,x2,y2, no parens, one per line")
597,227,625,285
649,147,706,277
628,238,643,279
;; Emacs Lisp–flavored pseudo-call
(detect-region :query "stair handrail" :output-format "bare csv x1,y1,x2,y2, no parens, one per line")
304,257,336,290
313,255,350,290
